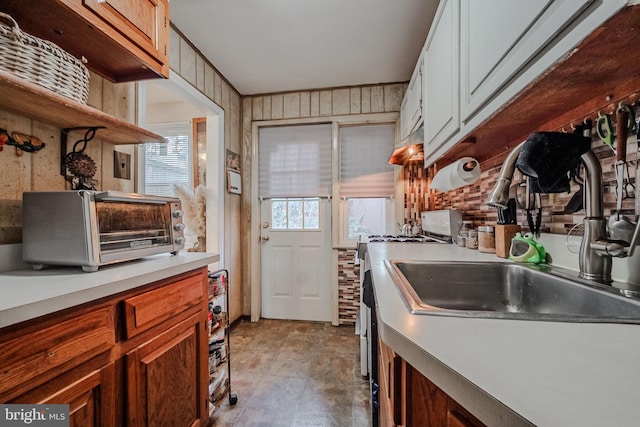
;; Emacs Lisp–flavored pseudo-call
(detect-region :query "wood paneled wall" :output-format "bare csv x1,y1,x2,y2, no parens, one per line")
0,73,136,244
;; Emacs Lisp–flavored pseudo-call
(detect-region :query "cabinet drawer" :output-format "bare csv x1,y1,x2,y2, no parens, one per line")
0,306,116,399
124,272,206,339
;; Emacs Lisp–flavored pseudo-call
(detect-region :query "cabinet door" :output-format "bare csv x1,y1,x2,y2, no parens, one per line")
378,337,404,427
126,314,208,427
408,58,423,133
82,0,169,68
460,0,591,123
447,409,484,427
423,0,460,160
405,364,486,427
406,364,450,426
13,363,118,427
400,94,411,140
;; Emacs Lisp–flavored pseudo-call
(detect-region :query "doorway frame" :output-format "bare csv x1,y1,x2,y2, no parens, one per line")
137,71,226,270
250,112,400,324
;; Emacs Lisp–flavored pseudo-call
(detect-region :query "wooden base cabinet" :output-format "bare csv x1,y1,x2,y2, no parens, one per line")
378,338,484,427
0,268,210,427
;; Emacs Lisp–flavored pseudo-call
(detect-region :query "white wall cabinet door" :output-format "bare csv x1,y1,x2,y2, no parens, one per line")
399,56,423,141
408,57,423,132
460,0,592,124
423,0,460,162
399,94,410,141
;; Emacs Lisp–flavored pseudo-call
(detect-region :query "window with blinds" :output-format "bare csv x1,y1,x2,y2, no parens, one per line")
338,123,396,243
143,122,193,197
258,124,332,199
339,124,395,198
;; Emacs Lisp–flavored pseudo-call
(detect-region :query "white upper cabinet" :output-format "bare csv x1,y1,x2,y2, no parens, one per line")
399,55,423,141
423,0,460,157
421,0,626,167
459,0,591,124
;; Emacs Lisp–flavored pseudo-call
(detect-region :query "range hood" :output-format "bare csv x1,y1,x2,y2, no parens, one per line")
388,124,424,165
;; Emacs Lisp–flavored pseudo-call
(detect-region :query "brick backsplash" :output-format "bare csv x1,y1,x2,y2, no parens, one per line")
406,132,638,234
338,248,360,325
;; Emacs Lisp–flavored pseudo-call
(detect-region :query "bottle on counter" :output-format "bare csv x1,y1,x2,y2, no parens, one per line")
466,229,478,249
478,225,496,253
457,221,472,247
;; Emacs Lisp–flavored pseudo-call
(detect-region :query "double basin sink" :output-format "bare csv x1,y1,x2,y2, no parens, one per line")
385,260,640,323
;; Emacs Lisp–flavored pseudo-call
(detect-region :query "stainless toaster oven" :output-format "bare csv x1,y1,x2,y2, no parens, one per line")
22,191,186,272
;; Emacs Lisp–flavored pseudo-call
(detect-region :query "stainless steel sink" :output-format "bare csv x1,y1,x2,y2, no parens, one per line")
385,260,640,323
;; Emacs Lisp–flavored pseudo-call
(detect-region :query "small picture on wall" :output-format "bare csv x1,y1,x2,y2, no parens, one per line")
226,149,240,172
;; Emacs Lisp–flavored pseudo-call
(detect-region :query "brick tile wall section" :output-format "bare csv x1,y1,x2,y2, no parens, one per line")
414,133,638,234
404,161,429,226
338,248,360,325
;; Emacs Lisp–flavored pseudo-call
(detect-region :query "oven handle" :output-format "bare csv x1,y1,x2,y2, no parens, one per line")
94,191,180,204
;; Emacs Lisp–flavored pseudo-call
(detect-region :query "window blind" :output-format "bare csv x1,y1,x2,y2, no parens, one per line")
143,122,192,197
339,124,396,198
258,124,332,199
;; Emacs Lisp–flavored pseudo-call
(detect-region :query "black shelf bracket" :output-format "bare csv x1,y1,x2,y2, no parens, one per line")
60,126,105,176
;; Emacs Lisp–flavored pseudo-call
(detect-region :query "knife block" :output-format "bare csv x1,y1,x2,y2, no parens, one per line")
495,224,521,258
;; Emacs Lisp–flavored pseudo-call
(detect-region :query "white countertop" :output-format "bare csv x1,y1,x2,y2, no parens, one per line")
367,242,640,427
0,252,219,329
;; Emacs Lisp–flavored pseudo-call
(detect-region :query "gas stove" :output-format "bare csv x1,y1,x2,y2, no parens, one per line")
365,234,449,243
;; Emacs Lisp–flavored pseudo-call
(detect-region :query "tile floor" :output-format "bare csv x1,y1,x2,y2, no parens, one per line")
211,319,372,427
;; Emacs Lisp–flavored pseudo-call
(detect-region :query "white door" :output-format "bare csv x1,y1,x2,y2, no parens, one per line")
260,197,332,321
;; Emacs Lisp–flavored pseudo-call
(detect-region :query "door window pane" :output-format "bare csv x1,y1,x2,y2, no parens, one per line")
271,198,320,230
272,200,288,229
288,200,303,229
304,199,319,229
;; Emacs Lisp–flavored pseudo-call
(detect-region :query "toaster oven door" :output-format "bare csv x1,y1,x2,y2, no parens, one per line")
96,201,174,254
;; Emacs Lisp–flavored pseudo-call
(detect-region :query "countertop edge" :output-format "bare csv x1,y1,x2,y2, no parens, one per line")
0,252,219,329
377,317,533,427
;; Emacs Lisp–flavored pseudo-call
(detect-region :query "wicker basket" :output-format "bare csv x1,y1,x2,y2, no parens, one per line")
0,13,90,104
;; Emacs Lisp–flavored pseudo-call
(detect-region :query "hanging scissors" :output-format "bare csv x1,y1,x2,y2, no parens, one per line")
596,112,615,151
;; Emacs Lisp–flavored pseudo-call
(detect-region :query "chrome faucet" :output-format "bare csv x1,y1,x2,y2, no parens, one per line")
487,143,640,284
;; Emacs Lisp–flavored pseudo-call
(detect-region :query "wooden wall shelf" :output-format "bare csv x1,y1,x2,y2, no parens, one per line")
0,70,164,145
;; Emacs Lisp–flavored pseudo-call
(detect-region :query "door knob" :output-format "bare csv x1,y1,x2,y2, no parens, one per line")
261,235,270,242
